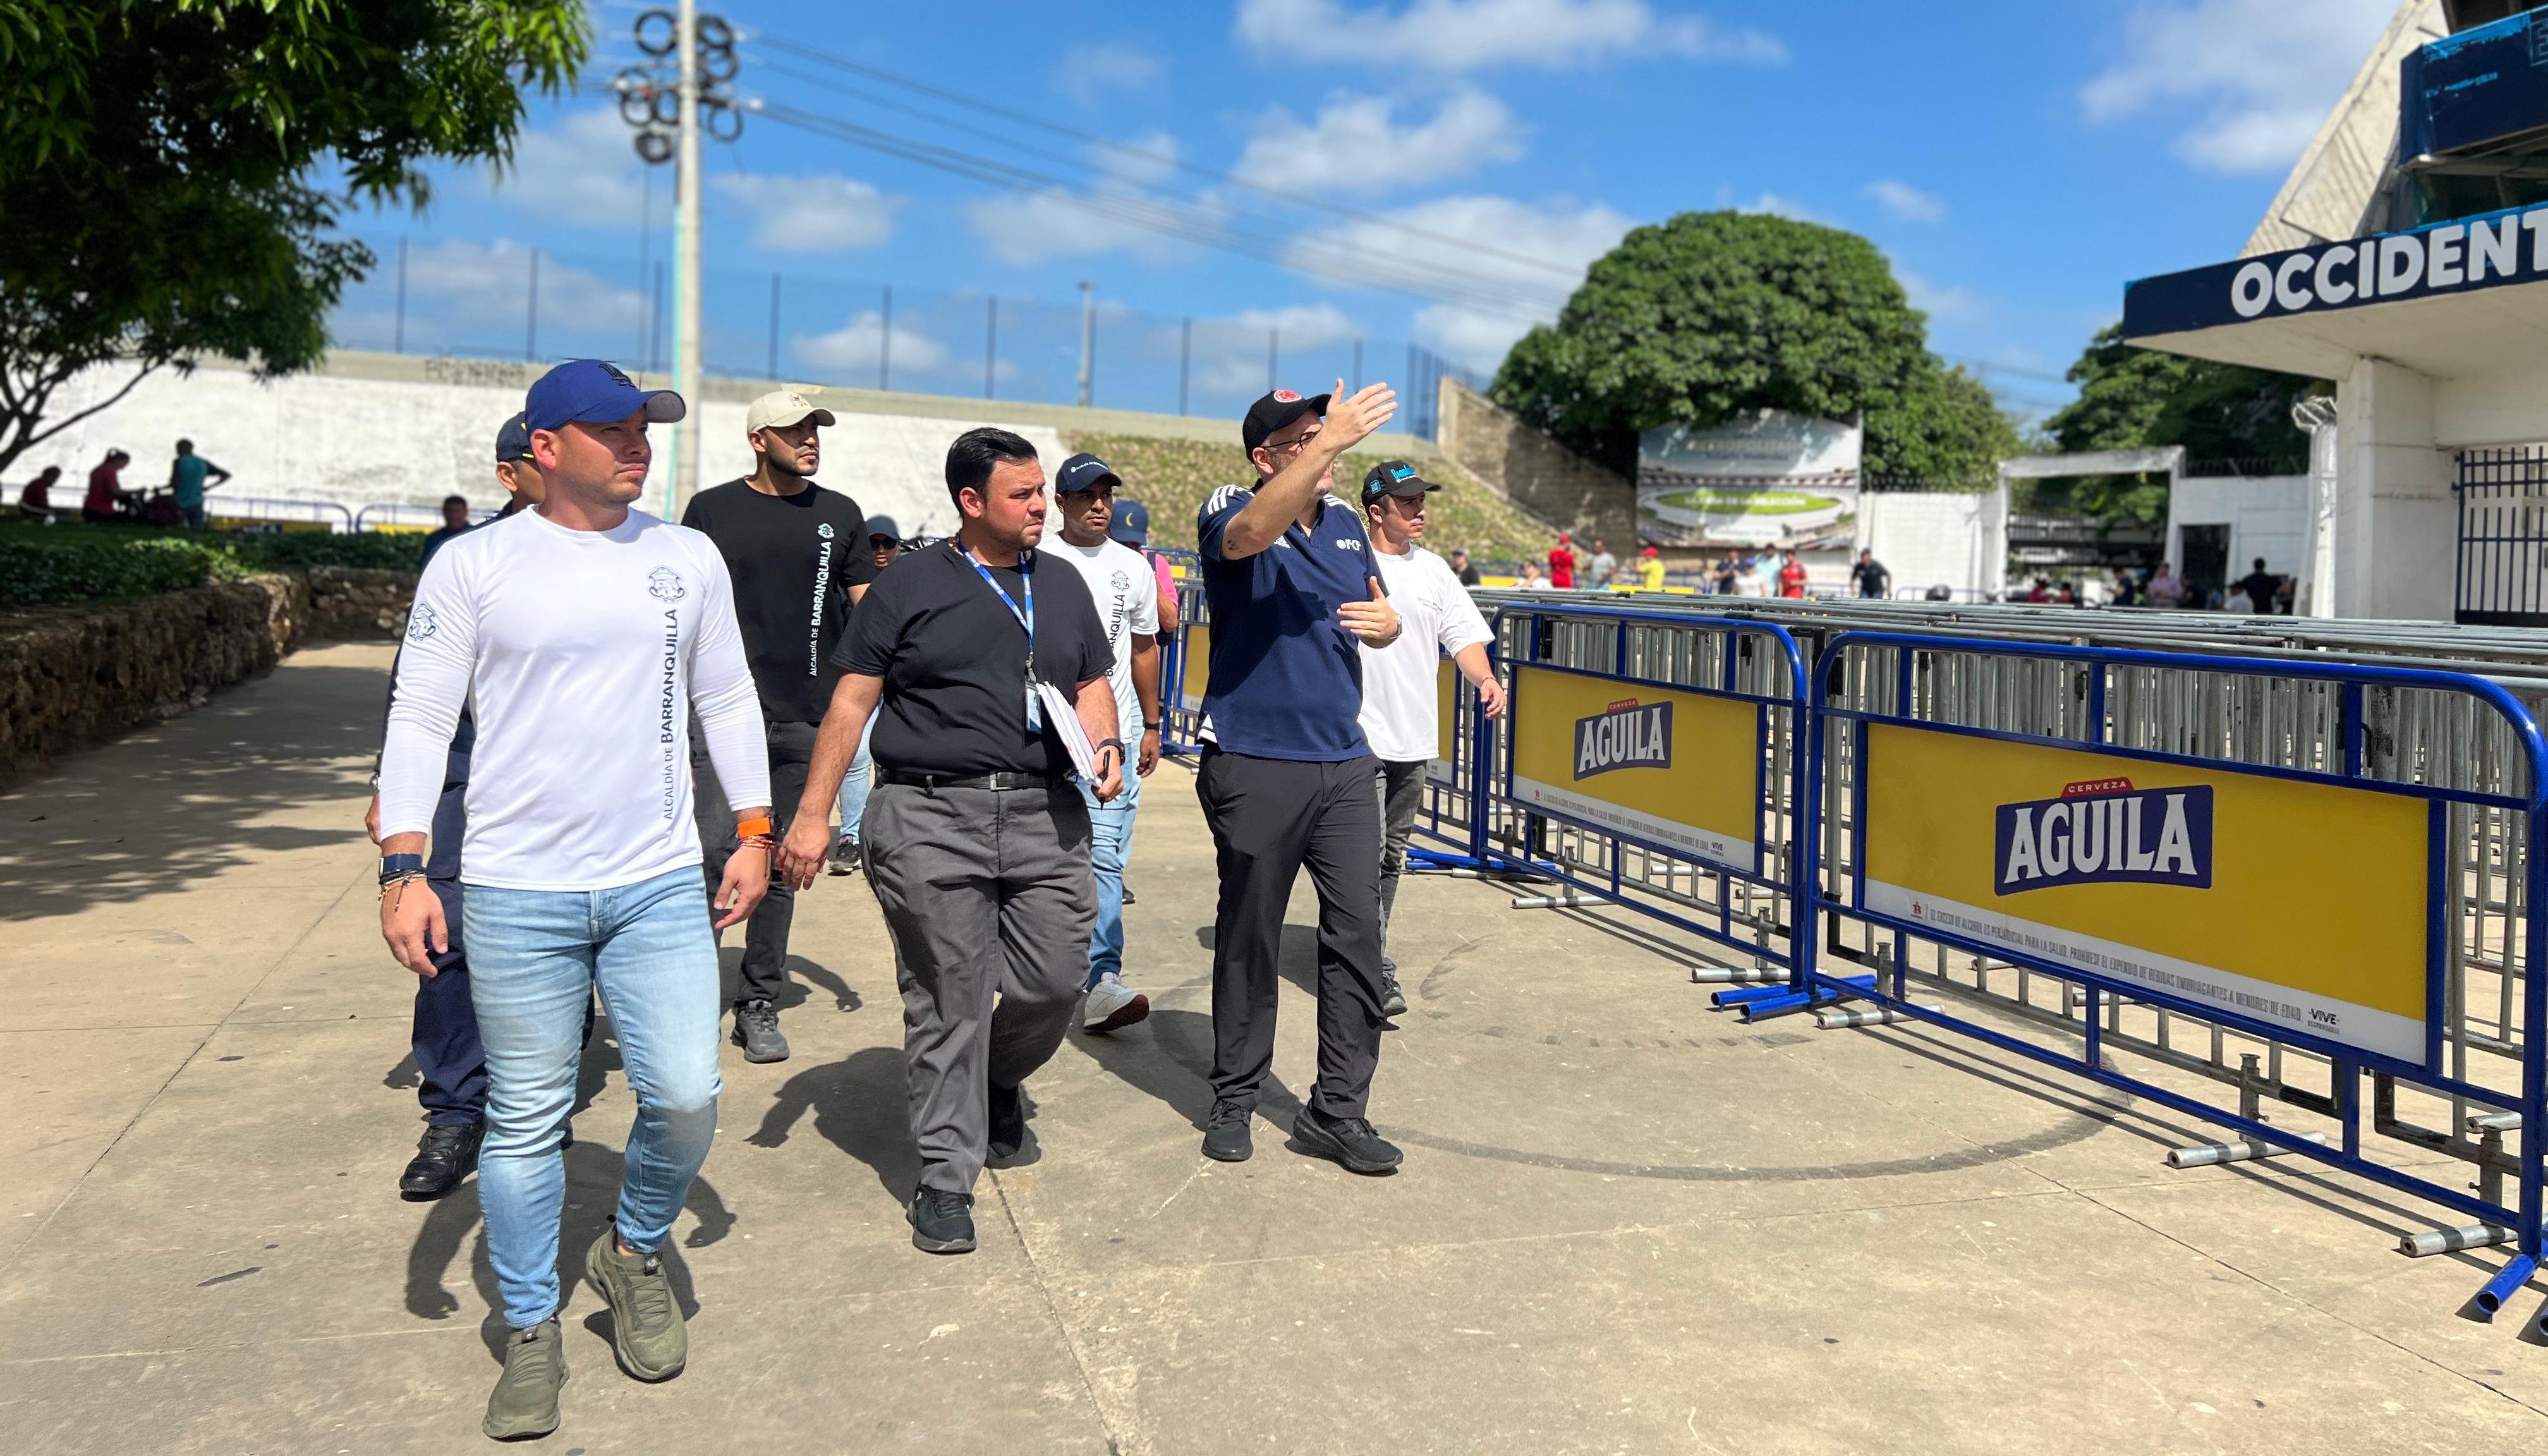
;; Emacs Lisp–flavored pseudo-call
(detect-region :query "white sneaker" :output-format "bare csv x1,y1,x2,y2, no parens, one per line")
1081,973,1150,1033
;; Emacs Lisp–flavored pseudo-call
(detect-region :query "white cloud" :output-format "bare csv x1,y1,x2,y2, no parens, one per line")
794,311,949,377
964,135,1204,266
2080,0,2395,174
1730,191,1828,225
483,107,650,221
1194,303,1365,393
1236,0,1784,70
1237,89,1526,193
1866,179,1944,223
1057,43,1165,107
1896,267,1984,324
712,173,903,252
1287,195,1632,372
403,239,644,333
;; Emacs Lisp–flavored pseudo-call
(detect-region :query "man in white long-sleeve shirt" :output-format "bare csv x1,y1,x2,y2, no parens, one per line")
1355,461,1506,1016
376,359,772,1443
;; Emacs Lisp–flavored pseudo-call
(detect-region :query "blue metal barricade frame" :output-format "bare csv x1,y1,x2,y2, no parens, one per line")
1800,629,2548,1314
1460,602,1819,986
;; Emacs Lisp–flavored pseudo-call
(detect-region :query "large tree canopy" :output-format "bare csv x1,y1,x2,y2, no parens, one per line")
0,1,587,475
2037,324,2320,521
1490,210,2016,485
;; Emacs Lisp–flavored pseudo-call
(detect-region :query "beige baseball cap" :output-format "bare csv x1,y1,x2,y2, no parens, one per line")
745,389,836,433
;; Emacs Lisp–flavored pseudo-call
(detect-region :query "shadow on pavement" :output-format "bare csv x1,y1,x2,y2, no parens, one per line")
745,1044,918,1207
0,662,387,922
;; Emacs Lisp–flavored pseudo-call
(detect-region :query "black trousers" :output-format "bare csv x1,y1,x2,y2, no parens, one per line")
414,749,485,1127
693,717,817,1006
1196,748,1387,1120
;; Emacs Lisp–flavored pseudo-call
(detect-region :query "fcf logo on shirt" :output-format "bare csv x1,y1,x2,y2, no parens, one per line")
648,567,686,602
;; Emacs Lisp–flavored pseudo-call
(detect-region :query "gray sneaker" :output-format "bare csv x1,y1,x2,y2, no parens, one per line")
583,1229,687,1381
482,1318,567,1441
731,999,788,1063
1378,965,1408,1019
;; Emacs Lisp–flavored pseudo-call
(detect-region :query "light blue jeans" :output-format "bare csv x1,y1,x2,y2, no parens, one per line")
463,865,723,1330
1079,772,1139,987
834,717,878,843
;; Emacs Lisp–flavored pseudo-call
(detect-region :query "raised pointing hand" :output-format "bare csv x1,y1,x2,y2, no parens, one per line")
1324,380,1398,451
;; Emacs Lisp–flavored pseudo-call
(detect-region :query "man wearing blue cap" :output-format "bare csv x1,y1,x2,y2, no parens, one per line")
376,360,772,1441
1050,451,1162,1033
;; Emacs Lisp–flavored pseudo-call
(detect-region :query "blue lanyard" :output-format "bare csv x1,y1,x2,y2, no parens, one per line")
961,543,1041,731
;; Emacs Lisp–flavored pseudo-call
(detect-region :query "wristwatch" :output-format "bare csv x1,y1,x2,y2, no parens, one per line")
379,852,425,884
1098,737,1126,760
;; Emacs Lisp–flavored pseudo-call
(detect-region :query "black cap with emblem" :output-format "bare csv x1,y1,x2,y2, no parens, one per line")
1241,388,1333,452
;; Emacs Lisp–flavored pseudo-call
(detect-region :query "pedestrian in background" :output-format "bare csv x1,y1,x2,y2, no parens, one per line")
1450,547,1482,586
1049,452,1162,1033
1637,545,1666,591
16,464,60,521
1548,532,1577,588
779,427,1123,1256
1586,538,1617,588
1851,549,1890,599
681,389,878,1063
167,438,231,529
420,495,475,570
830,515,904,877
1354,460,1504,1017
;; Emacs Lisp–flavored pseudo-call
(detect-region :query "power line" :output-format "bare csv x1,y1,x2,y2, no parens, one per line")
745,36,1589,284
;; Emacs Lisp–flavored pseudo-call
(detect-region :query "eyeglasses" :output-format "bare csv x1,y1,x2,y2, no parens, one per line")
1260,425,1321,456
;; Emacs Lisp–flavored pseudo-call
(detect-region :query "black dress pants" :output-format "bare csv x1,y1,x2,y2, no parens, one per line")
693,718,816,1005
1195,747,1388,1120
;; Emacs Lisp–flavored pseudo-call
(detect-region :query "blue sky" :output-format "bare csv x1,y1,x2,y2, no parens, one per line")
345,0,2404,422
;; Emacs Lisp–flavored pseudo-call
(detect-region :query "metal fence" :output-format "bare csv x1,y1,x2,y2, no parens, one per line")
326,234,1479,437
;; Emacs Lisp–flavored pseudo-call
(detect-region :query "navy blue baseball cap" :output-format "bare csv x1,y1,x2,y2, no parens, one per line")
1109,500,1150,546
866,514,902,543
1054,452,1121,497
493,412,533,463
524,360,685,434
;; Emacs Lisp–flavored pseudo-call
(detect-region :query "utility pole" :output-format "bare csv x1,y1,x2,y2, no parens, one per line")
619,8,737,519
1076,281,1095,409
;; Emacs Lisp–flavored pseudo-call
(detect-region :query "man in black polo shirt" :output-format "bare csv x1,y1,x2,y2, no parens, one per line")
779,426,1123,1255
681,389,877,1062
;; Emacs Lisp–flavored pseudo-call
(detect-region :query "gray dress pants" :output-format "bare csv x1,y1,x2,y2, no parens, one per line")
1374,758,1429,976
865,780,1096,1195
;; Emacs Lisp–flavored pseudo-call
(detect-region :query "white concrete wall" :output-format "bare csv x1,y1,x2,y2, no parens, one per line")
2164,475,2311,583
13,357,1062,537
1855,491,1999,599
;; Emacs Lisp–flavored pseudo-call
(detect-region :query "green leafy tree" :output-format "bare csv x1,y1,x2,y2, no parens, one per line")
0,1,587,476
2039,324,2319,522
1490,210,2015,484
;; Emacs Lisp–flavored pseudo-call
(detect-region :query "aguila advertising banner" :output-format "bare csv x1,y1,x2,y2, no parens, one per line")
1859,724,2432,1062
1428,658,1459,788
1508,665,1761,873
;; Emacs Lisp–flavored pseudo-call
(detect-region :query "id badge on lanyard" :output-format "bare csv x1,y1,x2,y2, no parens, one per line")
962,545,1041,732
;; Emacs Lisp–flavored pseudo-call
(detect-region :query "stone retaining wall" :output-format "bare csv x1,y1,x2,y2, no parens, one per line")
305,566,418,641
0,573,324,787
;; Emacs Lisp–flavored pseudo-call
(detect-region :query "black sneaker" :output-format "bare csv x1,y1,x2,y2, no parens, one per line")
730,999,789,1063
1378,964,1408,1019
1201,1102,1253,1163
909,1187,976,1254
988,1080,1027,1162
1290,1107,1403,1175
827,836,861,877
399,1121,483,1201
1120,880,1137,906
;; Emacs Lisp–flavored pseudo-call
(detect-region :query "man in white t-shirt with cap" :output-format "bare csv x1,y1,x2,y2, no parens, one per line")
1354,459,1504,1016
1047,451,1162,1031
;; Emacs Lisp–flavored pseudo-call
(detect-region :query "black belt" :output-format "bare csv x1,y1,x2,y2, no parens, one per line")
878,769,1066,792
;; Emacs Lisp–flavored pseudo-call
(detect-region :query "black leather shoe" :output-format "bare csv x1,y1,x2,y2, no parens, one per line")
909,1188,976,1254
987,1081,1027,1161
1290,1108,1402,1175
400,1122,483,1201
1201,1102,1253,1162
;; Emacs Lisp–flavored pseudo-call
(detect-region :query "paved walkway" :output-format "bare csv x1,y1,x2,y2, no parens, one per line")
4,643,2546,1453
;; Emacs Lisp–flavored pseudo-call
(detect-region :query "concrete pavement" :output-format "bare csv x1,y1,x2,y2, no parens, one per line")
3,642,2545,1453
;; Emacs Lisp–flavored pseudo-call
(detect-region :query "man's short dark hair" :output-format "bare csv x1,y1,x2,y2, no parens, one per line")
945,427,1040,506
442,494,469,510
2254,557,2267,571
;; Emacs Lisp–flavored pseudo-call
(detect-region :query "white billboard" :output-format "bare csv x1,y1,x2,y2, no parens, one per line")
1637,410,1862,549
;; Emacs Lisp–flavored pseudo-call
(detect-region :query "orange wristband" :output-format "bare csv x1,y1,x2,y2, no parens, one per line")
734,816,774,839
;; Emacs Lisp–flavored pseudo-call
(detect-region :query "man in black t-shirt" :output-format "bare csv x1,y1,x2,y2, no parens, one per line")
680,389,877,1062
2233,557,2283,617
777,427,1124,1256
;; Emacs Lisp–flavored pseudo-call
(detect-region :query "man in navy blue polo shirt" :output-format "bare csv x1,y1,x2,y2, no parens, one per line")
1194,380,1406,1174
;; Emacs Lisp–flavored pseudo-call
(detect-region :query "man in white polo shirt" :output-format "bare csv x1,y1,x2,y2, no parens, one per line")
1355,460,1504,1016
377,359,772,1442
1046,452,1161,1032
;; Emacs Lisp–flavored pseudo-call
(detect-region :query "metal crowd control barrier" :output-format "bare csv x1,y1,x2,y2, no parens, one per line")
1454,602,1818,988
1796,631,2548,1318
